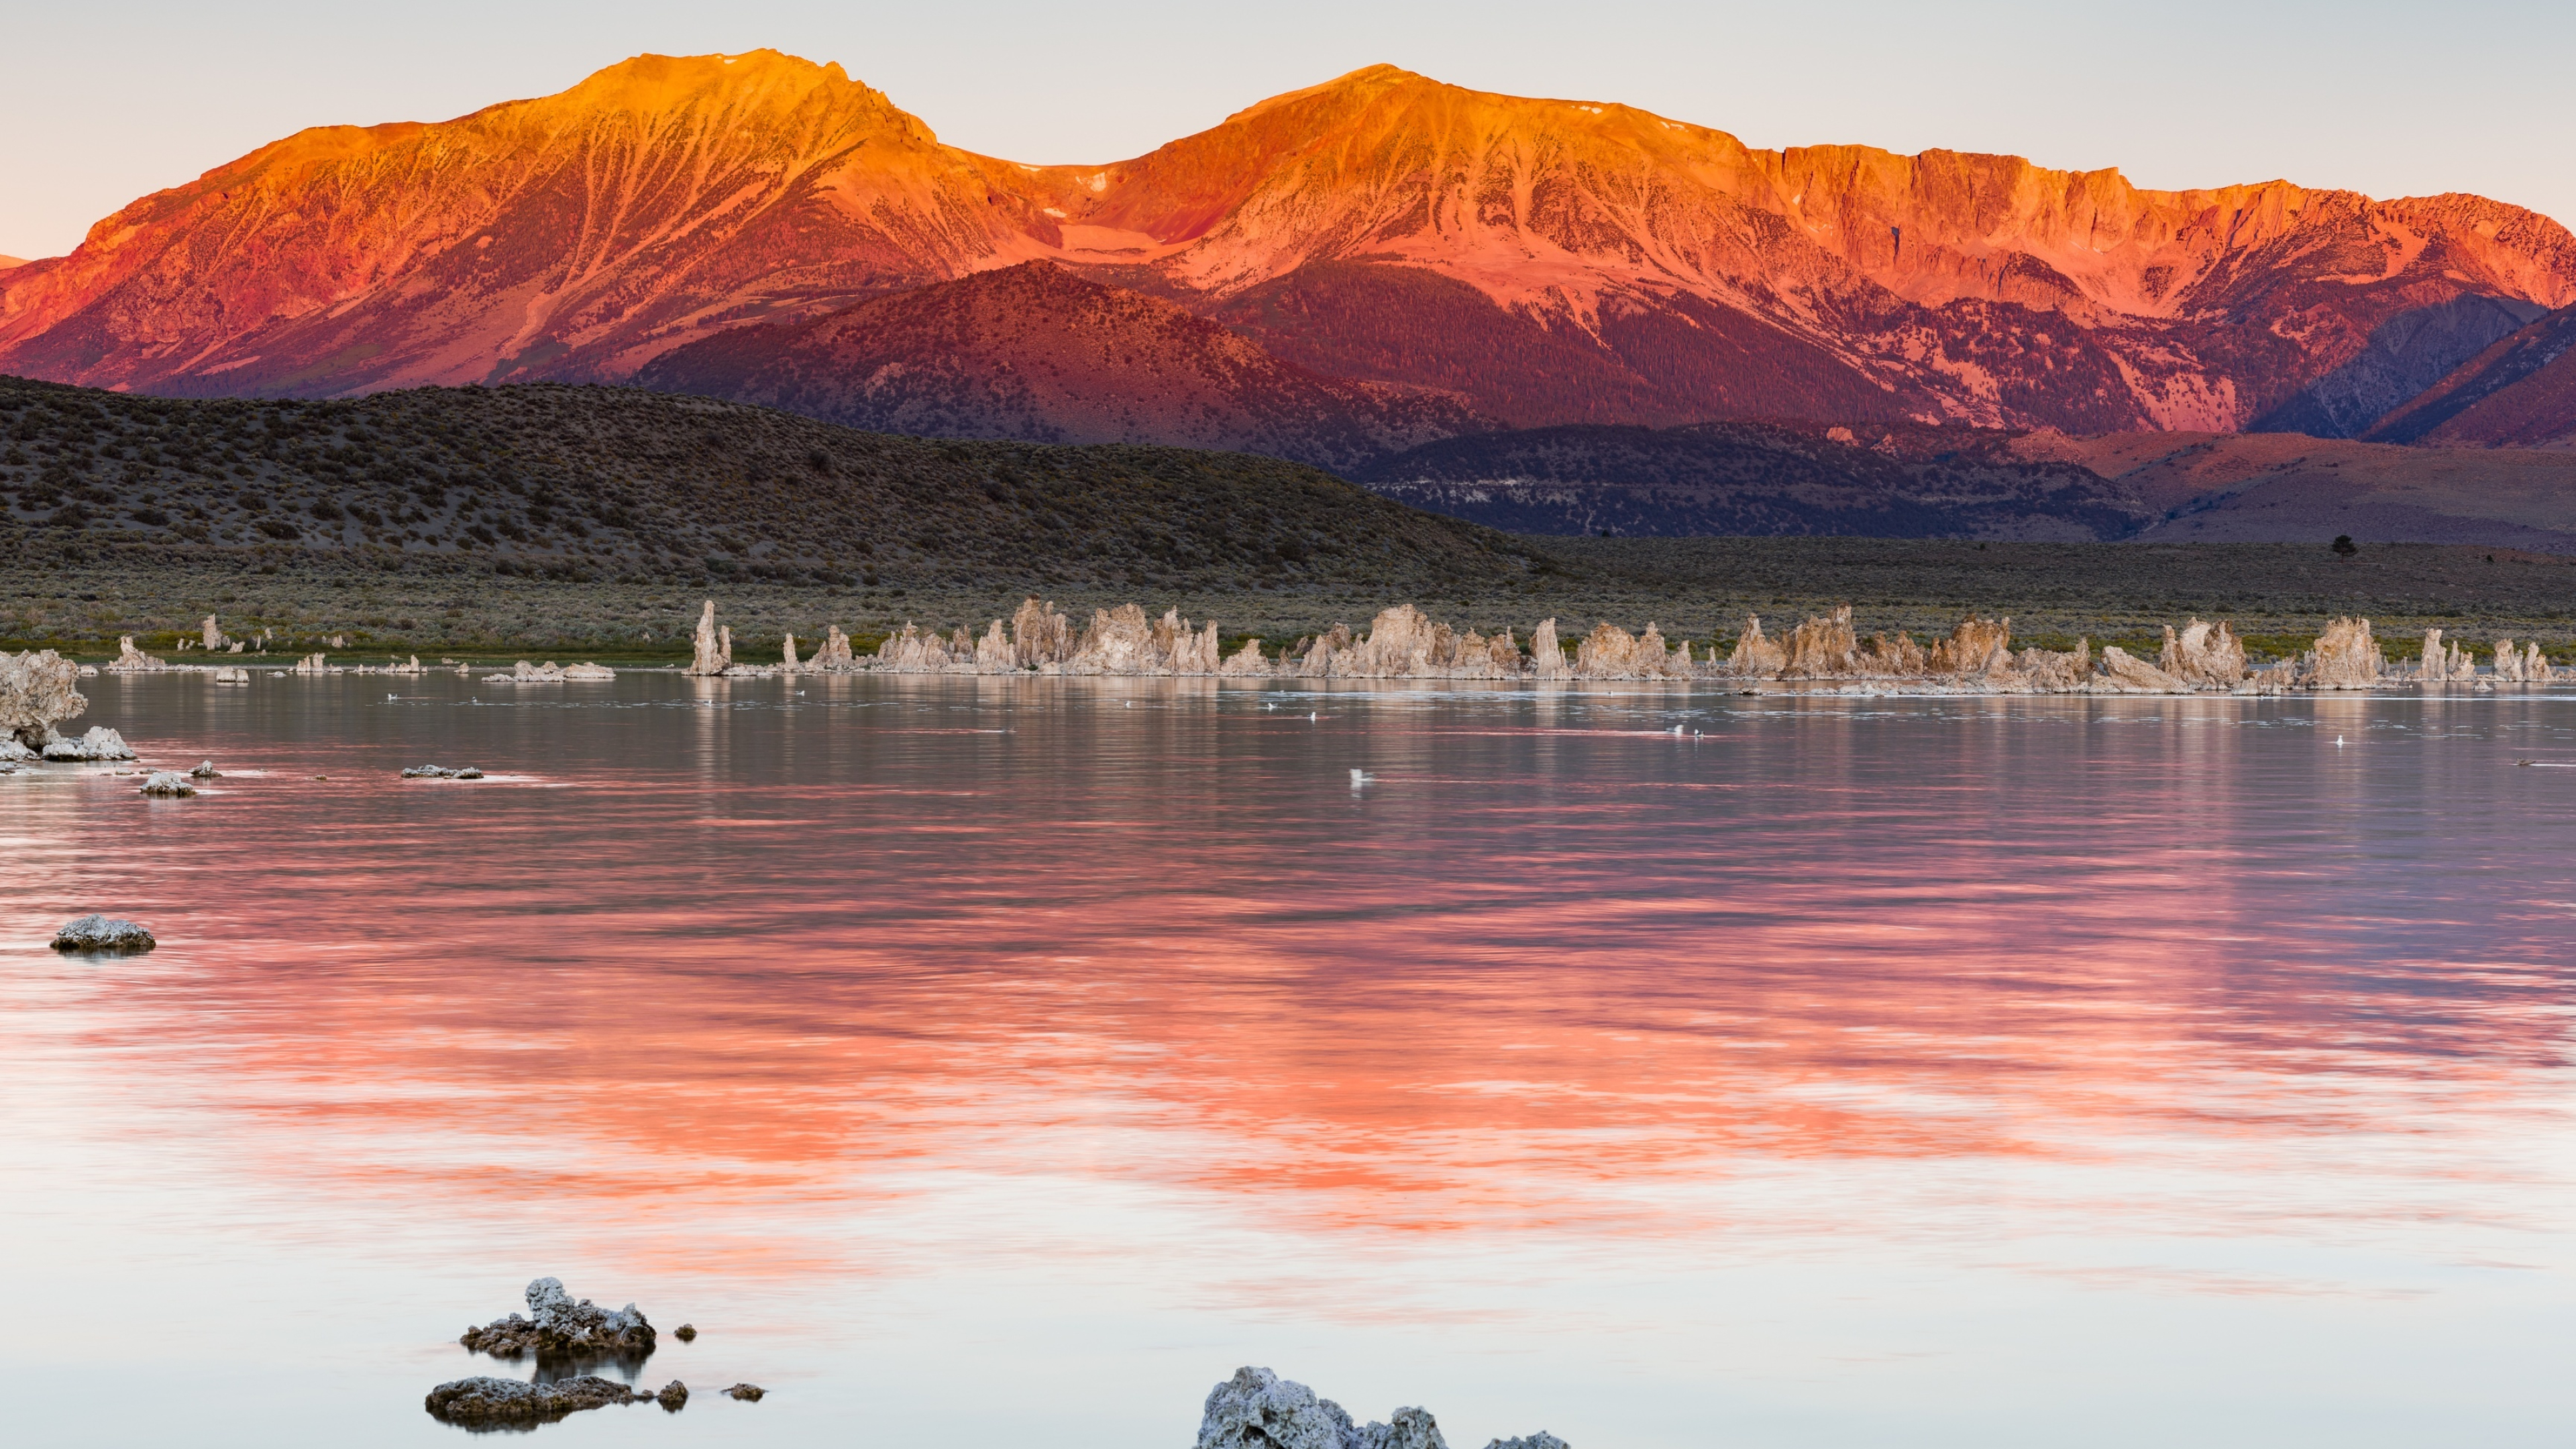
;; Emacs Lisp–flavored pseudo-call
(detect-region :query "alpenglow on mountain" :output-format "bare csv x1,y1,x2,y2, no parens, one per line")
3,50,2570,451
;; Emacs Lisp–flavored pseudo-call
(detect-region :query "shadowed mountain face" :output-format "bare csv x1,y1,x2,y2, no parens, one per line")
1354,423,2153,540
633,262,1491,472
2,51,2571,449
1359,421,2576,550
2365,305,2576,449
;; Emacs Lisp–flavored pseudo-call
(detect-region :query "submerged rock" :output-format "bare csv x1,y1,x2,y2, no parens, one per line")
656,1380,688,1409
673,1324,697,1342
490,660,615,683
190,761,219,778
139,771,196,797
724,1383,765,1401
1482,1436,1572,1449
52,915,156,952
1196,1367,1465,1449
44,726,136,761
460,1277,657,1359
400,765,484,780
423,1375,643,1424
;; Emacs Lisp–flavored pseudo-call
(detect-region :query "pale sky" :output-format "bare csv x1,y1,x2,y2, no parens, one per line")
3,0,2571,261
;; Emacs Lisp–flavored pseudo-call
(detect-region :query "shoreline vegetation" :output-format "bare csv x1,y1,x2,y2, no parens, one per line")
7,376,2575,672
10,539,2575,671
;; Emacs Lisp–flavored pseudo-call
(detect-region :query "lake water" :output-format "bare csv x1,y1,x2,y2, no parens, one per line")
5,670,2573,1446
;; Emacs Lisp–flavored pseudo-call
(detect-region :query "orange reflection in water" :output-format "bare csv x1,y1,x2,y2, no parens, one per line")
15,675,2566,1295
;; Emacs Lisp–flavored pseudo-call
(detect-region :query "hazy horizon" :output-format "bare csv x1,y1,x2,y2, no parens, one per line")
4,0,2571,260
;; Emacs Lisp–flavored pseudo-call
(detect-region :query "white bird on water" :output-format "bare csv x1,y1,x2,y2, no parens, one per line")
2337,735,2346,747
1350,769,1374,788
1309,712,1320,720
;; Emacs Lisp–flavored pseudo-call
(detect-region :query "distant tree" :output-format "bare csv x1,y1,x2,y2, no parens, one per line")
2332,535,2358,557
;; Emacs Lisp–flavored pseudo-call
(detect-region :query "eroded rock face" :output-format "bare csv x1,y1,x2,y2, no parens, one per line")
815,626,855,669
1574,621,1692,680
2013,640,2092,691
1012,598,1075,666
1528,619,1570,680
2,649,86,751
52,915,156,952
1301,605,1523,680
876,621,961,672
201,616,230,652
2094,645,2196,694
423,1375,643,1424
1725,616,1786,678
2308,617,2385,690
688,601,730,676
2159,620,2247,687
2493,639,2552,682
460,1277,657,1359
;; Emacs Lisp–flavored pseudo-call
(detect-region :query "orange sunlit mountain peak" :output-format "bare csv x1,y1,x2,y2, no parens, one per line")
1,50,2569,441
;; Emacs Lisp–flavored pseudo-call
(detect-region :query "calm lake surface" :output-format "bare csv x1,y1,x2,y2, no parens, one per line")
5,670,2573,1446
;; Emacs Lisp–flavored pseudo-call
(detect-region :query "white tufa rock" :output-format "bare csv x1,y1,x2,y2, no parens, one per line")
140,770,196,797
4,649,88,750
44,725,136,761
105,636,171,672
687,600,730,676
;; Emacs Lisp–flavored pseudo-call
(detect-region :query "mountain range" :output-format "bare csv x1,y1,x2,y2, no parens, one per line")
3,50,2571,463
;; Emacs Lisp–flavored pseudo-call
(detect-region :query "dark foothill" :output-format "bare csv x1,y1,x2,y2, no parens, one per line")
52,915,156,953
725,1383,766,1401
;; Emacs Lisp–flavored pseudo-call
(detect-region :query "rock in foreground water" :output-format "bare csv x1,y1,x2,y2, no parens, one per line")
140,771,196,797
1199,1367,1503,1449
52,915,156,952
460,1276,657,1358
1196,1368,1566,1449
724,1383,765,1401
423,1375,643,1424
400,765,484,780
42,726,136,761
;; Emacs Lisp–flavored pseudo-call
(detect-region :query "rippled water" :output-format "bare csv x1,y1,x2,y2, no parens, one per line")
5,671,2574,1446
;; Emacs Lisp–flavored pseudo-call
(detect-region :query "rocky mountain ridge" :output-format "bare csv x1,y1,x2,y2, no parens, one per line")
2,50,2569,450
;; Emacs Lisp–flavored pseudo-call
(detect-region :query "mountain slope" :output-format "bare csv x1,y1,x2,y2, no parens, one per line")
633,262,1491,470
1355,422,2153,539
2363,305,2576,448
1360,421,2576,550
2,52,2570,443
